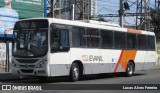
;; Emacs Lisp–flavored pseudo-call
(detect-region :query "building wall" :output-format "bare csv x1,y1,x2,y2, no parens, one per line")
90,0,97,18
58,0,97,20
61,0,72,20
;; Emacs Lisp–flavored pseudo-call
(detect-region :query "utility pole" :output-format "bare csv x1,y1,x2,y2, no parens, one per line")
51,0,54,17
119,0,124,27
136,0,150,31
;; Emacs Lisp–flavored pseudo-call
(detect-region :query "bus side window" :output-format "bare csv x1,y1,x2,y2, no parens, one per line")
147,36,155,50
72,27,86,47
100,30,113,48
72,27,80,47
137,35,147,50
127,33,137,49
51,28,60,48
86,28,99,48
114,32,126,49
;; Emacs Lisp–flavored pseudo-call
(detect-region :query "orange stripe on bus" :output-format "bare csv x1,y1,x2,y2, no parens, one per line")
114,50,137,73
120,50,137,71
114,50,124,73
127,29,142,34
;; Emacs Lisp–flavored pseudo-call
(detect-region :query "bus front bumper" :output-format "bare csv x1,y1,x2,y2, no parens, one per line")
11,67,49,76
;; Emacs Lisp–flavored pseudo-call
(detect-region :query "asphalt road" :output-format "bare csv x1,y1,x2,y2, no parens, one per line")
0,68,160,93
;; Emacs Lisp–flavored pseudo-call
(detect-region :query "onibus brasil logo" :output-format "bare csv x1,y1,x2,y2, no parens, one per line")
1,85,42,90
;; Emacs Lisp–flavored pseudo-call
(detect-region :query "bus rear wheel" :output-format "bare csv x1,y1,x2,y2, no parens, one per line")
69,63,79,82
125,62,134,77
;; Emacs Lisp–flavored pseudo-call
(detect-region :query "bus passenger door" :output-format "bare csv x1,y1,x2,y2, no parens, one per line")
50,24,71,76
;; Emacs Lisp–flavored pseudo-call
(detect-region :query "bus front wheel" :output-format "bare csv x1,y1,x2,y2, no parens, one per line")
125,62,134,77
69,63,79,82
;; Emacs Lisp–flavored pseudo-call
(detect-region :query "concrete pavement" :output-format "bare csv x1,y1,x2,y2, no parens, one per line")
0,68,21,81
0,63,159,83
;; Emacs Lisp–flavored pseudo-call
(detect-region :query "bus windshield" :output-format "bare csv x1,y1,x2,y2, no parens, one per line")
13,29,48,57
12,19,49,58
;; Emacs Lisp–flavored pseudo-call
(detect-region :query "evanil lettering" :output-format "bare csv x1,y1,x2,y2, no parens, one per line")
89,55,103,61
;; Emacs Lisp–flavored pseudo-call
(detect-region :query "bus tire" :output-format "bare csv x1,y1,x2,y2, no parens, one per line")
125,62,134,77
69,63,79,82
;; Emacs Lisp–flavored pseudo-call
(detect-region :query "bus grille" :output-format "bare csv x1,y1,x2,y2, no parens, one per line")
19,65,35,68
21,69,34,73
16,59,39,63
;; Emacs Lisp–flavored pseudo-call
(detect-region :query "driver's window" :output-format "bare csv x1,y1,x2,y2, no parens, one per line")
50,24,69,52
52,28,60,47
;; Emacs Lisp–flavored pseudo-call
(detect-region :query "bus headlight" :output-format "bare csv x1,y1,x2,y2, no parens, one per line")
36,60,45,68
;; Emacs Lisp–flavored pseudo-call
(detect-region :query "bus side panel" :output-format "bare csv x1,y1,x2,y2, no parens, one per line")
110,50,137,73
134,51,148,71
49,52,71,77
99,49,113,73
100,49,124,73
71,48,101,74
144,51,157,70
71,48,124,75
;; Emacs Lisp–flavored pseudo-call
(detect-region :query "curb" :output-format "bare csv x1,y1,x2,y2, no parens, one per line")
0,73,20,81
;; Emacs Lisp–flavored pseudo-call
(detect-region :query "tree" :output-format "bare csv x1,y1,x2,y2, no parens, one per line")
150,7,160,40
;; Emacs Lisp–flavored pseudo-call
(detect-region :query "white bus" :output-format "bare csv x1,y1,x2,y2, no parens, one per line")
11,18,157,81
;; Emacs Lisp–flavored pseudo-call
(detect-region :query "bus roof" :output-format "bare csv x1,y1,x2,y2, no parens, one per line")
18,18,155,36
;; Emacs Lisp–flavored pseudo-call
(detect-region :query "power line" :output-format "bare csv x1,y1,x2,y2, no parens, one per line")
97,7,118,14
97,4,118,7
97,0,119,4
96,0,151,30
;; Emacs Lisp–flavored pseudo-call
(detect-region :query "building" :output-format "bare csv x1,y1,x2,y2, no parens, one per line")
53,0,97,20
